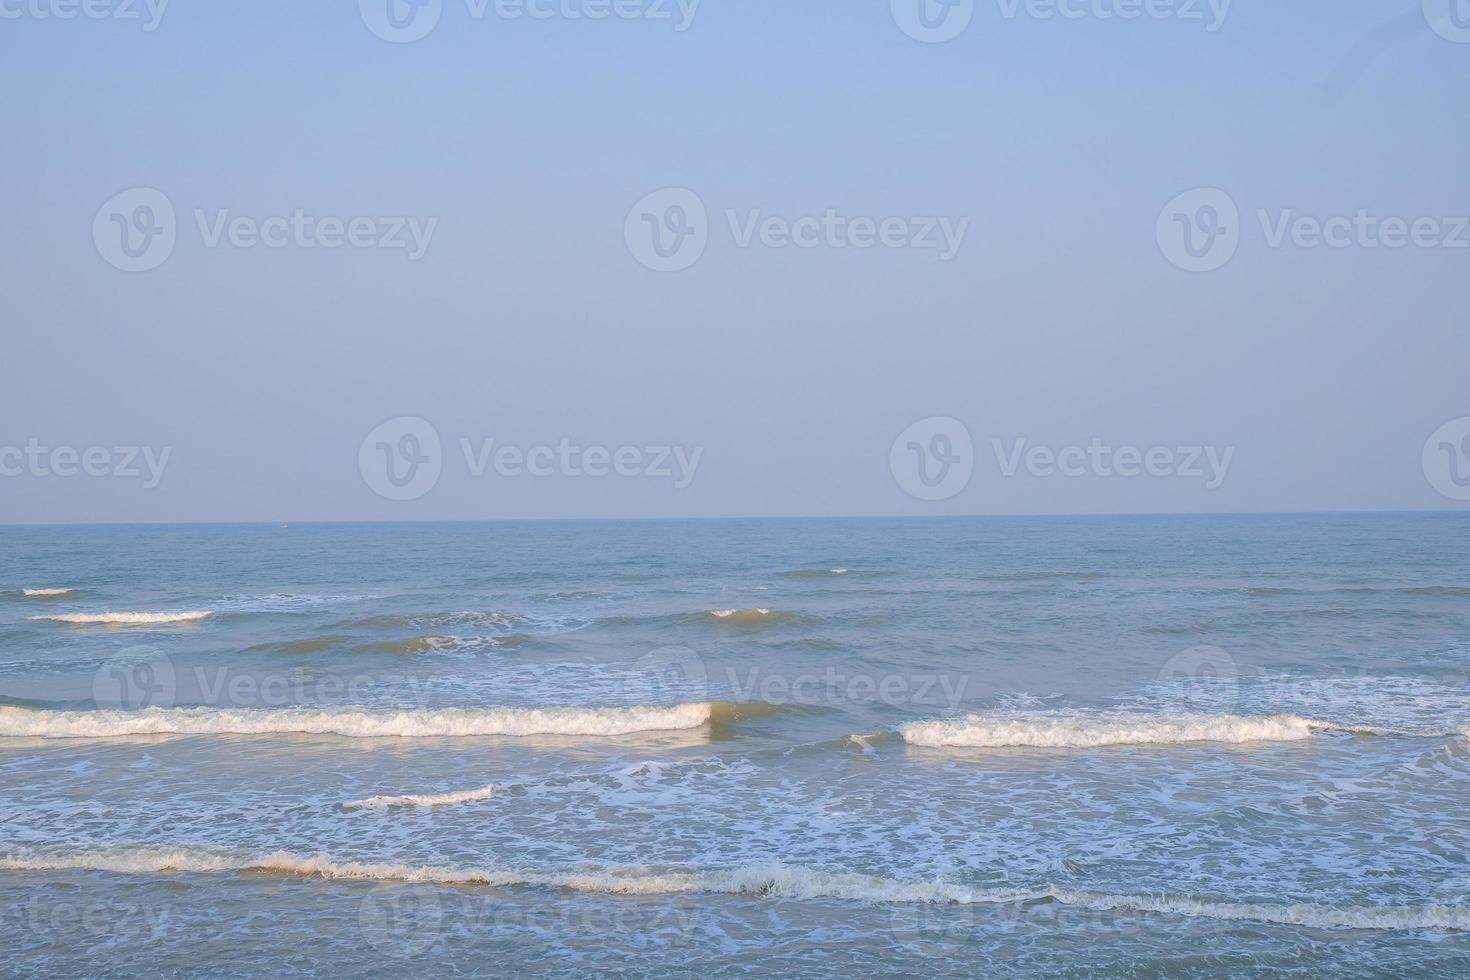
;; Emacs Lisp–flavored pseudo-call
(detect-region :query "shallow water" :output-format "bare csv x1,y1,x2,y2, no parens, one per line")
2,515,1469,976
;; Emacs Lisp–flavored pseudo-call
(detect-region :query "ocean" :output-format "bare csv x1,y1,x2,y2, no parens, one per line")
2,514,1469,976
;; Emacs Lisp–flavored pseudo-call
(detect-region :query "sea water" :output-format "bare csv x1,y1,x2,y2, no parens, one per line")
2,515,1469,976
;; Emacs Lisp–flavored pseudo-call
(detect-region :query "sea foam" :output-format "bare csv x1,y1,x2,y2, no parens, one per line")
21,588,73,597
30,611,212,625
0,702,723,739
343,785,499,809
898,711,1352,749
3,846,1466,931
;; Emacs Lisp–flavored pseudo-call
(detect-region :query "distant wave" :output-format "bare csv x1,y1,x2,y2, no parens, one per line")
897,711,1396,749
372,634,527,655
0,701,745,739
29,611,212,625
20,588,73,597
350,611,525,630
4,847,1466,931
343,785,498,809
781,568,848,577
597,608,808,629
342,609,588,636
706,608,797,623
263,636,350,655
217,594,372,613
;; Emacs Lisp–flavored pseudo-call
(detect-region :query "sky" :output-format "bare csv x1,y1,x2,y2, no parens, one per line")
2,0,1468,522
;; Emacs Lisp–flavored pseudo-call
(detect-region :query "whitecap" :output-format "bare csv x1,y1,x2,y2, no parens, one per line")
30,611,212,625
0,702,718,739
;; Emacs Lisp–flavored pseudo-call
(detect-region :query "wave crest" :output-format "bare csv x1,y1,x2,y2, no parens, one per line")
21,588,74,597
899,711,1338,749
0,702,724,739
4,847,1466,931
344,785,499,809
706,608,796,623
30,611,212,625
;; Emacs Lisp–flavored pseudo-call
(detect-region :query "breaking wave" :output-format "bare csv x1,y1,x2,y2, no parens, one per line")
897,711,1394,749
0,701,755,739
3,846,1466,931
343,785,499,809
20,588,73,597
29,611,212,625
705,608,797,623
372,634,527,655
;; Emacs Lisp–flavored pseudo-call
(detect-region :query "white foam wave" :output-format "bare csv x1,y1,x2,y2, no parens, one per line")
0,702,715,739
899,711,1333,749
219,594,370,612
21,588,73,597
709,608,771,618
30,611,212,625
344,785,498,809
3,847,1465,931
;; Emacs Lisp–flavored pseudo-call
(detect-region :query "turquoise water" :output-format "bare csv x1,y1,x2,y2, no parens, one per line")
2,515,1470,976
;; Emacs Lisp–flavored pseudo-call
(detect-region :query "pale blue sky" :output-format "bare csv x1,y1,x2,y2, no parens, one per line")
2,1,1468,522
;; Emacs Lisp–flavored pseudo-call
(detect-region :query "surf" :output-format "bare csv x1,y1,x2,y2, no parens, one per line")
0,700,775,739
896,710,1414,749
4,846,1466,932
29,611,212,625
343,785,499,809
